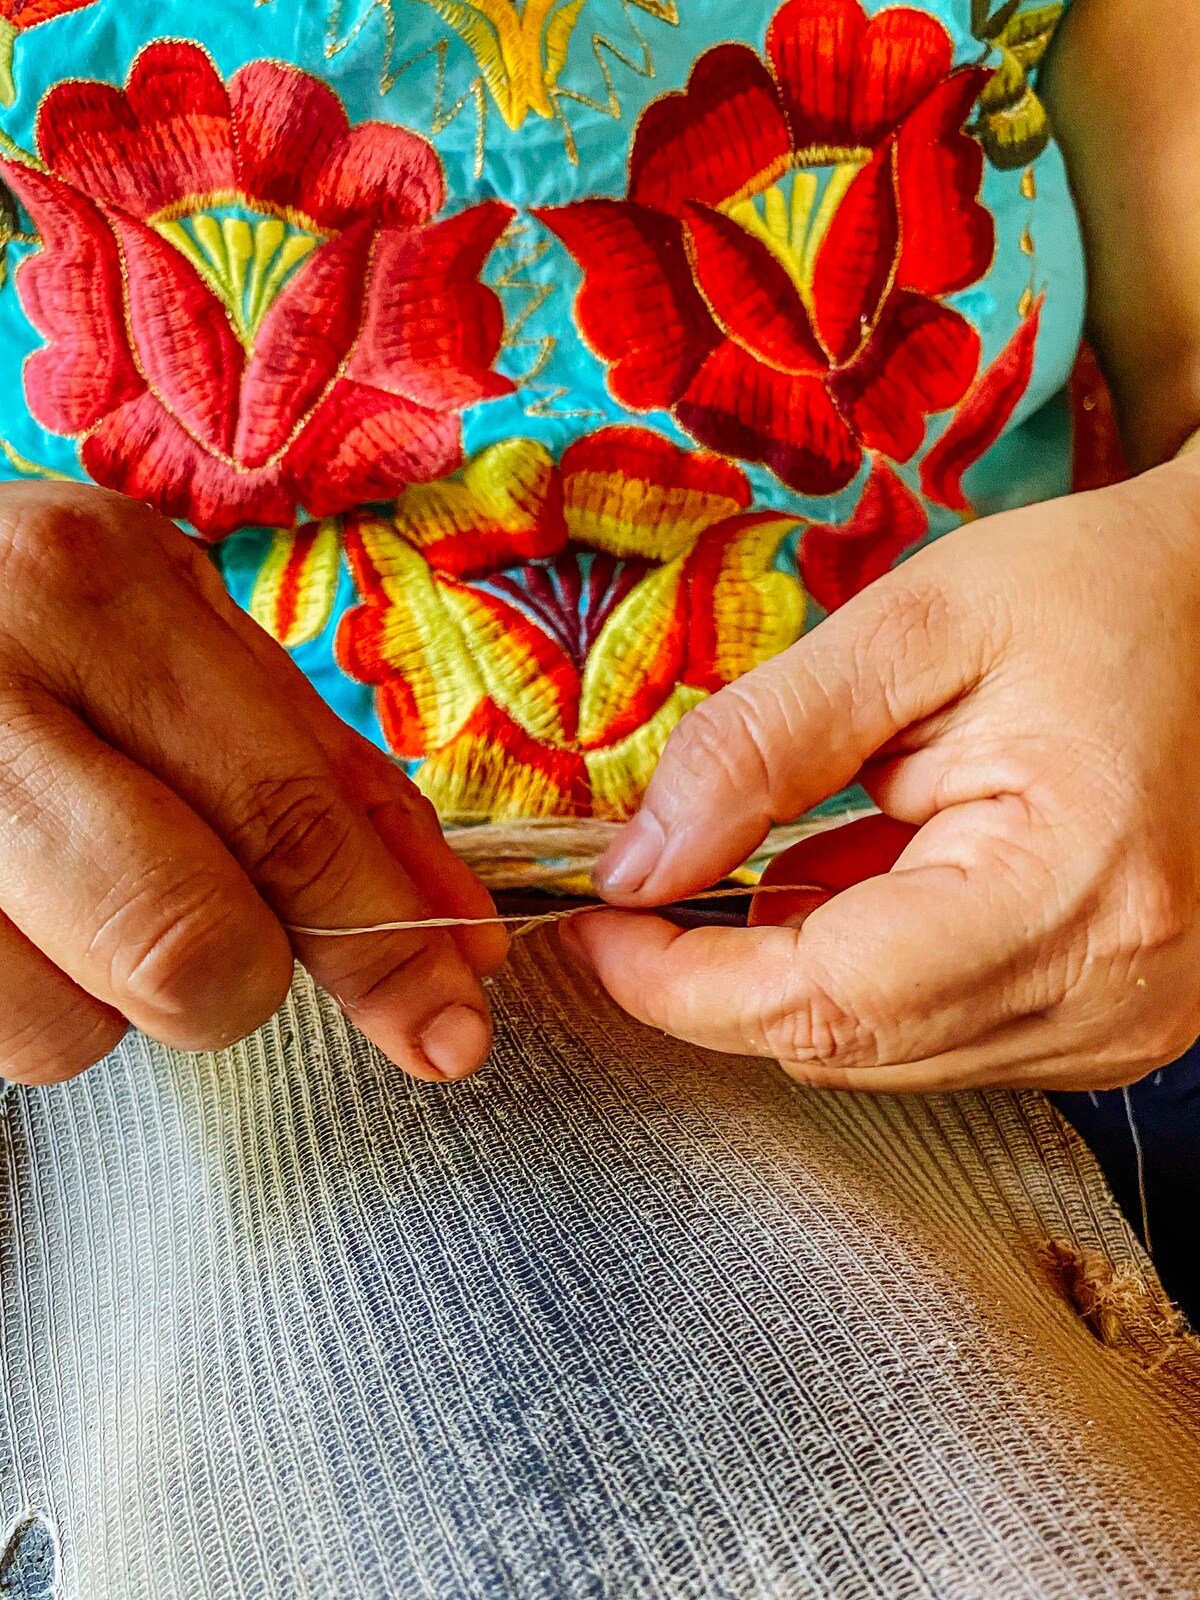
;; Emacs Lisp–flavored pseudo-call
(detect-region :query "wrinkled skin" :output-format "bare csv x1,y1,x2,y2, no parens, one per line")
577,455,1200,1092
0,481,506,1085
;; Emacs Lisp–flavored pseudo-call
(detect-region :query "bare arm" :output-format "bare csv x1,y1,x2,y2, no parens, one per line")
1044,0,1200,467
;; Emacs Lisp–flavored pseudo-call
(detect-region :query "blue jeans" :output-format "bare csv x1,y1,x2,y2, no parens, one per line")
1054,1037,1200,1328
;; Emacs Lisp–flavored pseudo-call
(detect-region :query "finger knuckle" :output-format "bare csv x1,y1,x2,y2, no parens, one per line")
106,876,251,1010
0,484,128,609
763,970,884,1069
665,694,772,806
235,774,357,896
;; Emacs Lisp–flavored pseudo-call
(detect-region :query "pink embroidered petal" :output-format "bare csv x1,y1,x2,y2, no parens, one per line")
810,141,898,366
284,379,463,517
229,60,352,221
236,224,373,469
304,120,446,230
676,342,862,496
538,200,719,412
105,209,245,456
2,159,143,434
37,40,234,219
348,204,514,410
895,70,993,298
82,392,293,539
684,203,825,374
628,43,791,217
800,457,928,611
768,0,954,150
829,291,980,462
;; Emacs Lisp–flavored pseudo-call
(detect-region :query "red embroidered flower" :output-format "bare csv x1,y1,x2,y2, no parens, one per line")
539,0,994,497
1,41,514,536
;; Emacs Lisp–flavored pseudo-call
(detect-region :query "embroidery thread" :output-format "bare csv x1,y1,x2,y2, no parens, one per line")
1,40,515,537
336,426,804,821
540,0,997,498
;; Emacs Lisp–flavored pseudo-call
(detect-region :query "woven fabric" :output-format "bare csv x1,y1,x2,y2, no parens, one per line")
2,939,1199,1599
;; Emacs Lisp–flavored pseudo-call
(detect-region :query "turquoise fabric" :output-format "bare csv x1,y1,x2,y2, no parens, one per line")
0,0,1085,804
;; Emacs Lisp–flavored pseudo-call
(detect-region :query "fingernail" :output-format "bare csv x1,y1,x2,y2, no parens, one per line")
593,811,665,896
420,1005,491,1081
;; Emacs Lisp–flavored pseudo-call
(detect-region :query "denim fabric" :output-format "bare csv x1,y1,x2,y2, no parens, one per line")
1054,1038,1200,1330
0,1516,56,1600
2,944,1199,1599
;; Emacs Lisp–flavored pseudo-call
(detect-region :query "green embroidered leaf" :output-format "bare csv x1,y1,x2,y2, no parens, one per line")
972,2,1064,171
972,0,1021,42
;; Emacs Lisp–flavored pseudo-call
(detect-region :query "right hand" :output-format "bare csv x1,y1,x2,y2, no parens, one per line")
0,481,507,1087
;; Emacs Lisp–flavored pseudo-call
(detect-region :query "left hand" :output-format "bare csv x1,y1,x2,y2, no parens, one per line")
565,455,1200,1093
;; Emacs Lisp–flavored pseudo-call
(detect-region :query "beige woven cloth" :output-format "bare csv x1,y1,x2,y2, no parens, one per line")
2,935,1199,1598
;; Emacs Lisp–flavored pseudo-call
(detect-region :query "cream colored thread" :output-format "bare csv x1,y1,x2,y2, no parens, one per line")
288,883,826,939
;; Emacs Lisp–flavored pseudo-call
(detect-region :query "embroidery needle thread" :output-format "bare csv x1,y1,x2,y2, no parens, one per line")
287,883,827,940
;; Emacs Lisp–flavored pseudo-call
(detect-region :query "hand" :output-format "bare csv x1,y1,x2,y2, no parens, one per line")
568,455,1200,1093
0,481,506,1086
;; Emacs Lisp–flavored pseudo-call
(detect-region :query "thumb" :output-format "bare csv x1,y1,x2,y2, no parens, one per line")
593,574,982,905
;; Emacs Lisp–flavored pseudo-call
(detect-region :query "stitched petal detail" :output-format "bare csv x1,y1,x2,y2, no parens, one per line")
683,511,806,687
810,142,898,366
416,701,592,820
768,0,953,151
229,59,352,221
390,438,565,579
894,69,993,298
82,391,292,537
339,509,485,755
685,202,826,375
236,223,373,468
106,209,244,456
2,159,142,433
920,296,1043,510
347,203,514,409
829,290,981,462
677,342,862,496
304,120,446,230
800,457,928,610
539,200,719,411
37,40,234,219
560,425,751,561
627,42,791,217
284,379,463,516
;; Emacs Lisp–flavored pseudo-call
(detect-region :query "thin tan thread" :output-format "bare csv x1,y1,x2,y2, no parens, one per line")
288,882,827,940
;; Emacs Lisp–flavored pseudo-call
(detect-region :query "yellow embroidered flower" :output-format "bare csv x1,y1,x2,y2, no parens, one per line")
337,426,805,821
415,0,588,129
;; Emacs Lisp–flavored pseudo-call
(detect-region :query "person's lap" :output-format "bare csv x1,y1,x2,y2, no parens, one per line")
1054,1037,1200,1328
3,943,1200,1599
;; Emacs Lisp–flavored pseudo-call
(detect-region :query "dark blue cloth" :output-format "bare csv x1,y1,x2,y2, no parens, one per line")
1053,1037,1200,1329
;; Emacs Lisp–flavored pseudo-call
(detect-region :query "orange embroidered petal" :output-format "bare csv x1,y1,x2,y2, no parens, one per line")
684,513,806,688
249,519,342,649
339,512,484,753
416,702,590,822
436,583,578,744
394,438,564,578
585,685,708,821
560,426,751,561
